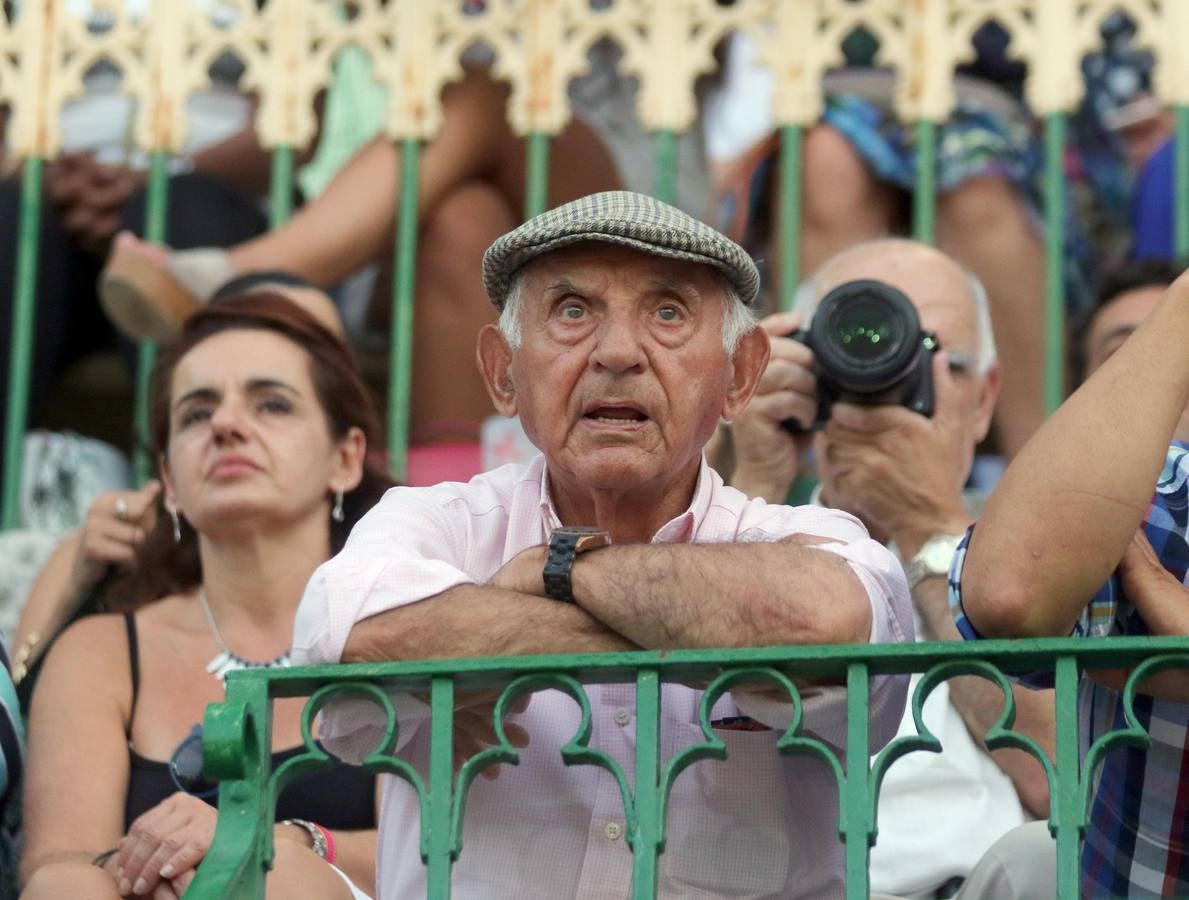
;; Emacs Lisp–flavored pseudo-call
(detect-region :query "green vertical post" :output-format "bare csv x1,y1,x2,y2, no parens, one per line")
1175,106,1189,258
131,152,171,485
524,132,551,219
425,675,456,899
842,662,871,900
654,130,678,206
388,139,421,483
778,125,804,312
631,667,661,899
1,157,45,529
912,120,937,245
1052,654,1081,899
269,145,296,228
1043,113,1067,415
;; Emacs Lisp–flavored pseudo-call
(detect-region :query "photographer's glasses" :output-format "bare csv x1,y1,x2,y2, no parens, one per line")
169,724,217,799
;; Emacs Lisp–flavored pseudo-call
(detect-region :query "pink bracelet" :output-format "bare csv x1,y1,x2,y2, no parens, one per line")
316,823,337,866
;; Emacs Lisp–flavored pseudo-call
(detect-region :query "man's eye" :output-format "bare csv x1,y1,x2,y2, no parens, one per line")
656,305,683,322
560,303,586,321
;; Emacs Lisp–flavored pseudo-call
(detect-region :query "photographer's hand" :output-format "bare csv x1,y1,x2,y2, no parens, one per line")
730,312,817,502
815,352,972,553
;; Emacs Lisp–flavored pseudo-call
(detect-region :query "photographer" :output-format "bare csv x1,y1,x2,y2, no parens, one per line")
722,238,1056,899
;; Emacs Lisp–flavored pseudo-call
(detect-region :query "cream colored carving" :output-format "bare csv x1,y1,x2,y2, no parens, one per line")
1,0,73,158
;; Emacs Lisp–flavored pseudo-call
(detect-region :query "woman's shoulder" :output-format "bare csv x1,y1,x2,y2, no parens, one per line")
45,612,133,676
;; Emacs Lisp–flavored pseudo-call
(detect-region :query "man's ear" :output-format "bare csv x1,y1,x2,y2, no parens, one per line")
477,324,517,416
972,361,1002,443
721,326,770,422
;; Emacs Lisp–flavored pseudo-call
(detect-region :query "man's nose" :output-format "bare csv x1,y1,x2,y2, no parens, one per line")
590,313,646,373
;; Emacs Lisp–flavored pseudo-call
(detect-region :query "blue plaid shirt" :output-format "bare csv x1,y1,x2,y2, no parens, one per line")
950,441,1189,898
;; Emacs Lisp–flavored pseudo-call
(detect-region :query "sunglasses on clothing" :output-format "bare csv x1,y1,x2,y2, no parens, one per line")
169,724,217,800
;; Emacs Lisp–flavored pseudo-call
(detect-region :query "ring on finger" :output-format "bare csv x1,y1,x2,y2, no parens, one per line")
114,497,130,522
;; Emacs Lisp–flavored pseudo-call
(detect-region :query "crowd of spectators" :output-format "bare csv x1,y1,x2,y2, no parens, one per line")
0,9,1187,900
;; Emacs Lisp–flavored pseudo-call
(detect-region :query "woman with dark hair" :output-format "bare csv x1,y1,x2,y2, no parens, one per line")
20,293,390,900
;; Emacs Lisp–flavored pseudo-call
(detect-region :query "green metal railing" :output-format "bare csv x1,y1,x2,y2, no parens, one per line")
182,636,1189,900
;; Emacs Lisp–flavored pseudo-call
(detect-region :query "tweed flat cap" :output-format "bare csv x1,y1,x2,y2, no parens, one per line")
482,191,761,309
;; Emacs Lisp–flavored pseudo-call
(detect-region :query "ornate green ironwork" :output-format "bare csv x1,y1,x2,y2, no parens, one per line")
778,125,803,313
654,130,678,206
388,138,421,483
1043,112,1067,415
182,636,1189,900
911,120,937,246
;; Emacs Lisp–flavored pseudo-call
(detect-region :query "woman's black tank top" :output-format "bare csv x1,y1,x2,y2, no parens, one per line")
121,613,376,831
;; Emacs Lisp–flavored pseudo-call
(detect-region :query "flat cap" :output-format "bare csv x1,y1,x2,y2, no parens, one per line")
482,190,760,310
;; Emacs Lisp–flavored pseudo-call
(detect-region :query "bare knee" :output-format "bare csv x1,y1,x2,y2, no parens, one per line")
800,125,892,231
937,175,1031,237
21,860,121,899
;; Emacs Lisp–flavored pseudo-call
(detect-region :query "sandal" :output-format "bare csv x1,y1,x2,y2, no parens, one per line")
99,240,235,343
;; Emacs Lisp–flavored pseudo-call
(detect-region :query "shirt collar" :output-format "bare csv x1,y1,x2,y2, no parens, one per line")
535,453,716,543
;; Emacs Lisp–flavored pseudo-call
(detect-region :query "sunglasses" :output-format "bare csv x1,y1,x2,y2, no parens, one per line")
169,724,218,800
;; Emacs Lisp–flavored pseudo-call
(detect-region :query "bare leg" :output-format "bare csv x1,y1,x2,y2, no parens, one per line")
20,860,122,899
769,124,900,292
230,66,621,286
395,179,519,441
937,176,1047,458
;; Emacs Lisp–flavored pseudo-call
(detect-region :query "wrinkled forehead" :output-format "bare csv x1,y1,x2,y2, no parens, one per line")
520,242,725,300
816,250,979,357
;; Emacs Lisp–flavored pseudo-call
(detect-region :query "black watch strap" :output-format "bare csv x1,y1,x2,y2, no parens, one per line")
543,527,610,603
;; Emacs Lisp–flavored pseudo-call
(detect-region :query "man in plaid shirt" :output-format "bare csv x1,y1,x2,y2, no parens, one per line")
949,259,1189,898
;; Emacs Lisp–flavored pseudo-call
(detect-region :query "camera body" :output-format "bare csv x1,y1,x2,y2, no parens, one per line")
784,278,939,432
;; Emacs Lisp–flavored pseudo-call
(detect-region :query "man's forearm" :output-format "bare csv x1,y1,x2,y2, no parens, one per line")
963,281,1189,637
341,583,638,664
570,539,872,650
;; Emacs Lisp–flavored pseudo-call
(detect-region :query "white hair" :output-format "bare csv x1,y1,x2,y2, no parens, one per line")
791,243,998,375
498,267,757,356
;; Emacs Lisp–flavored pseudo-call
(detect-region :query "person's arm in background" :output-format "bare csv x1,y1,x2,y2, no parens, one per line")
960,272,1189,638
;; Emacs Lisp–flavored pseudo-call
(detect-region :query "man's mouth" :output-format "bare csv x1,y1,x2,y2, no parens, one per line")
583,404,649,425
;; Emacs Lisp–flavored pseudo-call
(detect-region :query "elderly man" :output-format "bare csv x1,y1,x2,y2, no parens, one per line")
952,258,1189,897
293,192,912,898
724,239,1056,899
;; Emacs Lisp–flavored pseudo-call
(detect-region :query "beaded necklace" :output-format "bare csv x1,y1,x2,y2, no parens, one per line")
199,592,292,684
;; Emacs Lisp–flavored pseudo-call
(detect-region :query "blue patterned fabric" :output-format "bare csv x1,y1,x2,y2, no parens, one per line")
0,643,23,900
950,441,1189,898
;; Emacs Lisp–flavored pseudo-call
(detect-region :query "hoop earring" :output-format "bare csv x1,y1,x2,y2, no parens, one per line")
170,508,182,543
331,490,345,523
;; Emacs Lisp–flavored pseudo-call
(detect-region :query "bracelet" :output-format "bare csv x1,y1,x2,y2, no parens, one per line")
281,818,328,861
92,847,120,869
320,823,337,866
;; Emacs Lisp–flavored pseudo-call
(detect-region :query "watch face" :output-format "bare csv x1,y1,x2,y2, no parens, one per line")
924,542,957,572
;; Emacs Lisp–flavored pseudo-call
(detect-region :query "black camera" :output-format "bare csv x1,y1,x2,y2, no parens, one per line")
784,278,940,432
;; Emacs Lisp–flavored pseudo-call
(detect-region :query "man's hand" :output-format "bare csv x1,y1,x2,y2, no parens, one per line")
1119,529,1189,636
816,352,970,555
46,153,146,253
730,312,816,502
487,545,547,597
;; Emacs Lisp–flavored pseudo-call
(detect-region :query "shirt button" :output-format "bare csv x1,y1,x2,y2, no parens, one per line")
603,821,623,841
613,708,631,726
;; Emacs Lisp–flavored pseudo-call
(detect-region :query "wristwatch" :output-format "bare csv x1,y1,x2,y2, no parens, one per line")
543,527,610,603
904,534,965,590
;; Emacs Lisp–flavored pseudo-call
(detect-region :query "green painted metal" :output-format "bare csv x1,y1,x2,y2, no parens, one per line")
778,125,803,312
524,131,550,219
1176,106,1189,258
0,157,44,528
132,152,170,486
912,120,937,245
269,146,295,228
182,636,1189,899
1043,113,1067,415
388,139,421,483
654,130,678,206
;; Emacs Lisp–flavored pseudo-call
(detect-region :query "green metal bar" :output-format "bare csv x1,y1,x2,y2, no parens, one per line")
912,120,937,245
842,662,871,900
388,139,421,483
269,145,296,228
132,152,171,486
1043,113,1067,415
779,125,804,312
654,130,678,206
1175,106,1189,258
524,131,551,219
1,157,44,529
1052,654,1082,899
426,675,456,898
630,667,662,899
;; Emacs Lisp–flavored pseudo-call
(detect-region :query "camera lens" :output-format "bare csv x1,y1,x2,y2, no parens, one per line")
832,297,897,363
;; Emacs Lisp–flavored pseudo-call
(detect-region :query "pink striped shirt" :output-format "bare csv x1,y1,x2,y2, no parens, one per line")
294,454,912,899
